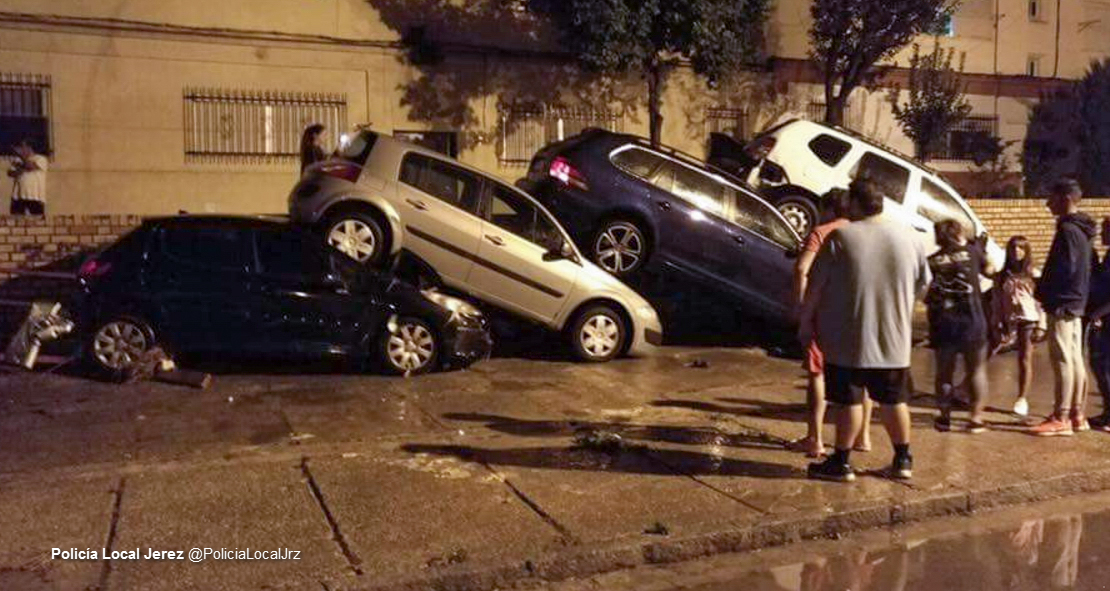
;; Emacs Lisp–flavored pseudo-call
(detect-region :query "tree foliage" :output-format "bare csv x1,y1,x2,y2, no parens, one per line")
887,41,971,161
1023,59,1110,195
527,0,769,145
810,0,961,126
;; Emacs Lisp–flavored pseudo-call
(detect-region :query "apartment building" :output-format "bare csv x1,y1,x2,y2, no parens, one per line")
0,0,1107,214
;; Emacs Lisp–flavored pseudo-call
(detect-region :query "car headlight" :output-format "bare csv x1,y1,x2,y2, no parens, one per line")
421,290,482,323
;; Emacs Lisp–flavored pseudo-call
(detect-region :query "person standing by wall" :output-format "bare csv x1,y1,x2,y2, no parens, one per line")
928,220,993,433
1033,179,1097,436
7,138,48,215
799,178,931,483
788,188,873,458
299,123,328,174
990,236,1045,417
1086,218,1110,431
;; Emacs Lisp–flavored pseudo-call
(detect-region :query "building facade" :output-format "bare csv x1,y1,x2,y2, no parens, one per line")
0,0,1107,215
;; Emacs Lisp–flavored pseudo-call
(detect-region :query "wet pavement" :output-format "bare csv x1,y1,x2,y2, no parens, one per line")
1,339,1109,590
541,489,1110,591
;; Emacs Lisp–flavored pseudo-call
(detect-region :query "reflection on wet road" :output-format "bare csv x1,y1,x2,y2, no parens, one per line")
546,492,1110,591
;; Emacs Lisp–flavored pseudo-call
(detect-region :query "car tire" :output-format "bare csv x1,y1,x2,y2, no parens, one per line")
87,316,156,374
323,211,388,267
568,305,627,363
591,219,649,277
379,316,440,375
776,196,819,237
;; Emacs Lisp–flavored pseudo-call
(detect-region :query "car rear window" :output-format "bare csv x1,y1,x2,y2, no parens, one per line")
159,225,253,271
610,146,666,179
808,134,852,166
335,130,379,166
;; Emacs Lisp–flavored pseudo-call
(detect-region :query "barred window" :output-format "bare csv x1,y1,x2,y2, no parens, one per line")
706,107,747,141
1,73,52,156
500,106,621,165
936,115,997,161
184,88,347,162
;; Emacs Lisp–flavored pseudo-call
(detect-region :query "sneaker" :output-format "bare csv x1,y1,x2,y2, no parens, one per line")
966,421,988,434
1013,397,1029,417
1030,417,1074,437
890,454,913,480
807,457,856,483
934,415,952,432
1072,415,1091,432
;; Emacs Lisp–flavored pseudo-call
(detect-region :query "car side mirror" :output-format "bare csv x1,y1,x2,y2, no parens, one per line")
543,241,576,263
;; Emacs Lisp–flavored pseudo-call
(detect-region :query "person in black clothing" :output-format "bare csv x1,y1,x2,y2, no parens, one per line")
1032,178,1098,436
927,220,993,433
299,123,328,174
1088,217,1110,431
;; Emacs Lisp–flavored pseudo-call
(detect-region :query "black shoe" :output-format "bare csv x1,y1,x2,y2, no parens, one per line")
807,456,856,483
934,415,951,432
890,454,913,480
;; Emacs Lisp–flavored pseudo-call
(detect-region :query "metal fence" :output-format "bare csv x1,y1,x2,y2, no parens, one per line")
0,72,52,155
500,106,622,165
936,115,998,161
183,88,347,163
706,107,747,141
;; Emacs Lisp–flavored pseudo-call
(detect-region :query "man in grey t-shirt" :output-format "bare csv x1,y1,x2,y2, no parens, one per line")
799,178,931,483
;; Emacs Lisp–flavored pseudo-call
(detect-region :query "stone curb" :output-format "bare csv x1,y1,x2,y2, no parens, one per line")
355,465,1110,591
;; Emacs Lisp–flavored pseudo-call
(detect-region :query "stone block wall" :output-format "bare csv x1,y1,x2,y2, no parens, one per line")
968,199,1110,260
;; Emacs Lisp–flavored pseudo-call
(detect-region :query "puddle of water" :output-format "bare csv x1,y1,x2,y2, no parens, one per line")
565,492,1110,591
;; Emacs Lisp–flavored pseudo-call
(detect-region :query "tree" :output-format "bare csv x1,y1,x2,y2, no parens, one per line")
527,0,769,145
887,41,971,161
1023,59,1110,195
810,0,961,126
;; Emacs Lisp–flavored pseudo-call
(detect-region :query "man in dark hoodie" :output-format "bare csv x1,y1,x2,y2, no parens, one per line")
1032,178,1097,436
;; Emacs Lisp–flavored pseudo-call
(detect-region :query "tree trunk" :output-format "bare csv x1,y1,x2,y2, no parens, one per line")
825,95,846,127
647,61,666,147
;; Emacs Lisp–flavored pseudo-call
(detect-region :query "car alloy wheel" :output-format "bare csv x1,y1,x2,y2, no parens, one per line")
776,198,817,237
593,221,645,276
327,218,378,263
385,318,437,374
92,319,149,371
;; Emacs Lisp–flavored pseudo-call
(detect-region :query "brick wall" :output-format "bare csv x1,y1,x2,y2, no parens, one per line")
968,199,1110,260
0,215,142,271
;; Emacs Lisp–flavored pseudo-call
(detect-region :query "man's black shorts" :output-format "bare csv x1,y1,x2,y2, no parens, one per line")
825,364,911,405
10,199,44,215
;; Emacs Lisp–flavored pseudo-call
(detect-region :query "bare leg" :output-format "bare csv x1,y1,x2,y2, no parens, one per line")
965,344,990,425
879,403,912,446
854,394,873,451
807,372,827,455
834,403,864,453
1017,327,1034,401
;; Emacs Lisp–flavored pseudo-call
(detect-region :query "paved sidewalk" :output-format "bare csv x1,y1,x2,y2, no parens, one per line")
1,345,1109,591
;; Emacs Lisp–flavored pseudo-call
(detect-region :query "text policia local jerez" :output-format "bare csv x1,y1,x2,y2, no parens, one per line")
52,547,302,560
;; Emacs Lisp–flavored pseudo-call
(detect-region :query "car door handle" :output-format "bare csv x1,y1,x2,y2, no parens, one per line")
656,200,672,211
484,234,505,246
732,234,746,246
406,198,428,211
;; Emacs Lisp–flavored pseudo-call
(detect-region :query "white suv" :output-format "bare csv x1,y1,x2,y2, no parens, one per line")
288,129,663,362
722,119,1004,269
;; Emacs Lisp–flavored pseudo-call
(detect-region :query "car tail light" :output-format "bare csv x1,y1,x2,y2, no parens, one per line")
549,157,589,191
78,258,112,281
317,160,362,182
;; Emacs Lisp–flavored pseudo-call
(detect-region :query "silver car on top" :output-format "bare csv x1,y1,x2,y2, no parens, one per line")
288,129,663,362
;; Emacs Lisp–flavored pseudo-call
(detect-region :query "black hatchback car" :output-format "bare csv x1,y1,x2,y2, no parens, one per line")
75,216,492,375
520,130,802,326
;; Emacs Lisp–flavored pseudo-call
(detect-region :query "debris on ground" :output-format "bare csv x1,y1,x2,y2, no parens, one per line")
425,548,468,568
644,521,670,536
684,358,710,369
573,427,627,453
119,347,212,389
3,301,74,369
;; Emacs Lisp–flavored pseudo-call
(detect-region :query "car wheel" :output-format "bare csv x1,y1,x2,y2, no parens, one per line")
324,211,387,266
568,305,627,363
89,316,155,373
592,220,649,277
379,316,439,375
776,196,818,237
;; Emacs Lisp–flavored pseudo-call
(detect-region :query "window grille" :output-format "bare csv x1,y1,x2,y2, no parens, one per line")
500,106,621,165
936,115,998,161
1,72,52,156
706,107,747,141
184,88,347,163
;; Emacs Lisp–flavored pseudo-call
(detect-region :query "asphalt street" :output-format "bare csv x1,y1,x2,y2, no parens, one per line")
1,341,1108,590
